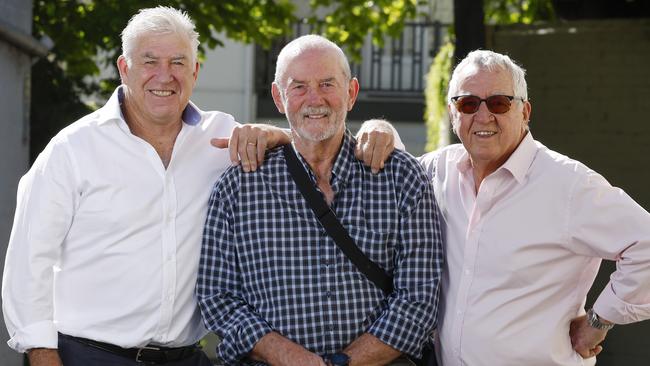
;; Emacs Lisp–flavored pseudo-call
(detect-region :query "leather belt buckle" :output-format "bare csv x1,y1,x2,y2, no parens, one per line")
135,346,162,363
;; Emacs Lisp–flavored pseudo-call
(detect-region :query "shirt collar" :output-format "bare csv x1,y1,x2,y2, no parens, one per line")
290,129,355,188
330,130,355,186
455,132,538,184
96,85,202,126
499,132,537,184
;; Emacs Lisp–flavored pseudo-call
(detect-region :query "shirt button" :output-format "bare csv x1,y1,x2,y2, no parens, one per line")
457,310,463,316
464,269,471,275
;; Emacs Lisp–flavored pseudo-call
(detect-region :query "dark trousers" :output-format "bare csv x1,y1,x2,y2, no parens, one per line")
57,334,214,366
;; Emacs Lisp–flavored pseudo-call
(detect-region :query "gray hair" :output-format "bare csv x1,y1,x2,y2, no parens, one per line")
274,35,351,90
447,49,528,101
121,6,199,66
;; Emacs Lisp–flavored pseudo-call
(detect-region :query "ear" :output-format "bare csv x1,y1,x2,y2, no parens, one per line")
271,83,286,114
346,78,360,111
522,99,532,128
192,61,200,82
117,55,129,83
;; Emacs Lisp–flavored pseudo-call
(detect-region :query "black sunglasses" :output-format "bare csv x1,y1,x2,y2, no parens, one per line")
451,95,524,114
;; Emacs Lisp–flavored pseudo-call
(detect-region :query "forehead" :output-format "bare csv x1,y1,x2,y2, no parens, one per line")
455,65,514,96
283,48,345,82
134,32,192,57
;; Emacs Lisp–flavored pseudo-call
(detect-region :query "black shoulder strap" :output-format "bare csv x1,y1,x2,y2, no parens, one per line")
283,144,393,295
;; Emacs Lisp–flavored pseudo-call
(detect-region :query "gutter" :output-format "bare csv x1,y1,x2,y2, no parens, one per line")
0,18,48,58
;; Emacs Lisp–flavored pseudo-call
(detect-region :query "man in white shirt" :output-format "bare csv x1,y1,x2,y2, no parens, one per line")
1,6,285,366
358,50,650,365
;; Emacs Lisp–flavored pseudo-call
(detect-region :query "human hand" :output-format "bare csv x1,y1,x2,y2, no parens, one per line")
354,119,399,174
212,124,291,172
250,332,327,366
27,348,63,366
569,314,609,358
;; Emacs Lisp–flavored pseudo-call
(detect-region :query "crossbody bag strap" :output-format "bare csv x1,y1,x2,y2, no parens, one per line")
283,144,393,295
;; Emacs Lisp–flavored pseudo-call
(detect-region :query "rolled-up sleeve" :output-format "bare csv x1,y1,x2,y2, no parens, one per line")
196,167,273,363
568,170,650,324
2,139,77,352
366,159,443,357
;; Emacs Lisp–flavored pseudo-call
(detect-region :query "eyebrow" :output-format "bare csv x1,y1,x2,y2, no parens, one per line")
288,77,337,85
142,52,188,61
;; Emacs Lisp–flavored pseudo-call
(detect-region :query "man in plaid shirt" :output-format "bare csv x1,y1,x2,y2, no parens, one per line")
197,35,443,366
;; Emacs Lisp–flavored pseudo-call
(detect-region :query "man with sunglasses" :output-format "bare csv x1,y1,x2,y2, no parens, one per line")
357,50,650,366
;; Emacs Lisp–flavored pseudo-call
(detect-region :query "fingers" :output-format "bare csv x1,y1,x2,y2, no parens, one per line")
355,131,369,161
227,128,241,166
369,132,393,173
228,124,272,172
256,132,268,167
210,137,230,149
355,130,393,174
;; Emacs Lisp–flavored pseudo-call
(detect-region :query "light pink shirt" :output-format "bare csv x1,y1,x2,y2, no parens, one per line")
419,133,650,366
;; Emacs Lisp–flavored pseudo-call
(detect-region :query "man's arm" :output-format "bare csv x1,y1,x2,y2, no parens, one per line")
212,123,291,172
355,119,403,173
250,332,326,366
342,333,401,366
569,314,610,358
216,120,400,174
2,140,75,356
27,348,63,366
359,154,443,359
567,170,650,357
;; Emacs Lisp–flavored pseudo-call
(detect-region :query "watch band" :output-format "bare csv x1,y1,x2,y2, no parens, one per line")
587,308,614,331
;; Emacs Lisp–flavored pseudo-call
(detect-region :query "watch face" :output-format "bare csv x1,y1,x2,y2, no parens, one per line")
329,353,350,365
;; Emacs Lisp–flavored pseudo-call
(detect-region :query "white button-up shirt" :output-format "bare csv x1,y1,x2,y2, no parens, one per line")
2,87,237,352
419,133,650,366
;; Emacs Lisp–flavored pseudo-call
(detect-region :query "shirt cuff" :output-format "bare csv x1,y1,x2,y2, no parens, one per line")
366,308,429,357
218,315,273,364
7,320,58,353
593,282,650,324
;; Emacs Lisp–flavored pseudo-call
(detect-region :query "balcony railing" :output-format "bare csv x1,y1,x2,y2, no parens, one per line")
255,21,450,99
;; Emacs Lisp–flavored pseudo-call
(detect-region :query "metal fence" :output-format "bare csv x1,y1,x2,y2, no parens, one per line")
255,21,450,98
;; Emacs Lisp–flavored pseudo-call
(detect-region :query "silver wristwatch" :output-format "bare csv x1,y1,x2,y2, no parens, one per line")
587,308,614,331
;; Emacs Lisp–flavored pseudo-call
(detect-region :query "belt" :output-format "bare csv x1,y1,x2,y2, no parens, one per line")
60,334,199,364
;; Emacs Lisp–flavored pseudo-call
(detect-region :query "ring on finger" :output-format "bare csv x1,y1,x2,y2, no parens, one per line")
247,141,256,146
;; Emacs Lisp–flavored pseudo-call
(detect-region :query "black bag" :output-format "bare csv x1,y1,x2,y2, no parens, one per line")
283,144,437,366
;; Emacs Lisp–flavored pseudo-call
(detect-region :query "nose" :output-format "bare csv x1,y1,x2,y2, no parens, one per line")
473,99,493,123
155,63,174,83
305,86,324,105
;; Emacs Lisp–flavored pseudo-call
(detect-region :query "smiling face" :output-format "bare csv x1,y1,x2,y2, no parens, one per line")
117,32,198,127
271,47,359,145
449,65,531,173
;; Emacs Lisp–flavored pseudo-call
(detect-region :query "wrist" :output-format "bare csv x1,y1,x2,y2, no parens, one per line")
324,352,350,366
587,308,614,331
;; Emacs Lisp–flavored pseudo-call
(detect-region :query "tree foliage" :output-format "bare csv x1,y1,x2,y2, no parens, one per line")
31,0,418,158
485,0,556,24
424,0,556,151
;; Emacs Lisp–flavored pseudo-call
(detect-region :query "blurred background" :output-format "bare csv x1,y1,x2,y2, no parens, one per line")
1,0,649,364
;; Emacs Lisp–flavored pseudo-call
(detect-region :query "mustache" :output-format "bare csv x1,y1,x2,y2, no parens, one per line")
301,107,331,115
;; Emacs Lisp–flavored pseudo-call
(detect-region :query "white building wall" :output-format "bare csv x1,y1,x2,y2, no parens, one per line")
192,37,256,123
0,0,32,364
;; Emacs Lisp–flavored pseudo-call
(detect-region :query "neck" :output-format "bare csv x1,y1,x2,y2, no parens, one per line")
293,130,345,205
122,101,182,168
470,163,497,193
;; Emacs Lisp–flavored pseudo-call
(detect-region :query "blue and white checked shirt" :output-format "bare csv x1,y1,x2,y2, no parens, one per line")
197,132,443,365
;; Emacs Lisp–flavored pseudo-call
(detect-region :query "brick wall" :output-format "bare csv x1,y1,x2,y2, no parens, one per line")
489,19,650,366
488,19,650,210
